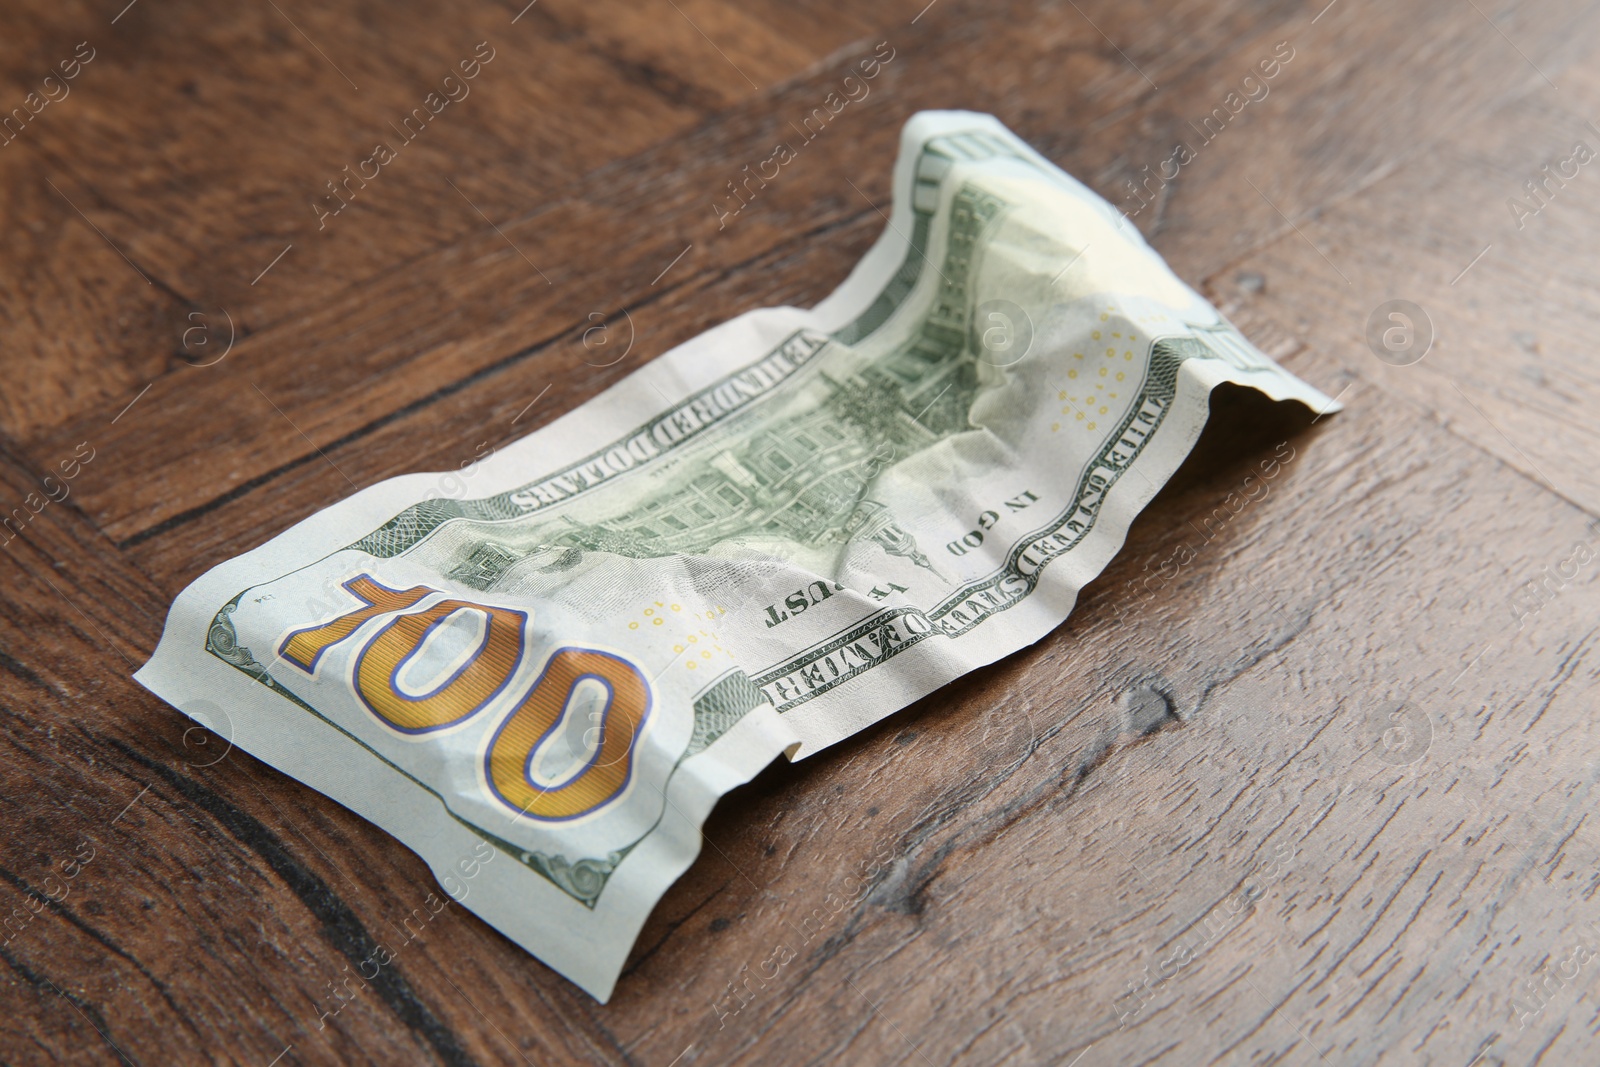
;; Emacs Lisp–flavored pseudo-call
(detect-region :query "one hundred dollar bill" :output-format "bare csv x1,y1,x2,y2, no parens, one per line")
136,110,1338,1001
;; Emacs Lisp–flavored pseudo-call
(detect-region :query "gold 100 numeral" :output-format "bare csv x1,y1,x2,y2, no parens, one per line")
280,575,652,821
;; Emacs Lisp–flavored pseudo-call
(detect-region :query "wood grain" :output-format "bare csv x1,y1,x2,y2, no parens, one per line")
3,0,1600,1063
0,0,897,439
1205,57,1600,514
33,0,1600,543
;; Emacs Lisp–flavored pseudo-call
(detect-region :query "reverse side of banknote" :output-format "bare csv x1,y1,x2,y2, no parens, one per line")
136,110,1338,1001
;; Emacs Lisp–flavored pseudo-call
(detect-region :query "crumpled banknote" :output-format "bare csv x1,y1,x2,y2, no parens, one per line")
137,110,1337,1001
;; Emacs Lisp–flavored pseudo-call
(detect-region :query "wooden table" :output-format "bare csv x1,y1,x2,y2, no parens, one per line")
4,0,1599,1062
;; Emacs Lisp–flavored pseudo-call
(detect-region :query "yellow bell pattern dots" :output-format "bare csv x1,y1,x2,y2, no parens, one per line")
1053,306,1138,436
627,601,735,674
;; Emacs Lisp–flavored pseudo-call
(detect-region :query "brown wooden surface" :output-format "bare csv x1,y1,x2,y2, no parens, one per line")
4,0,1599,1063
